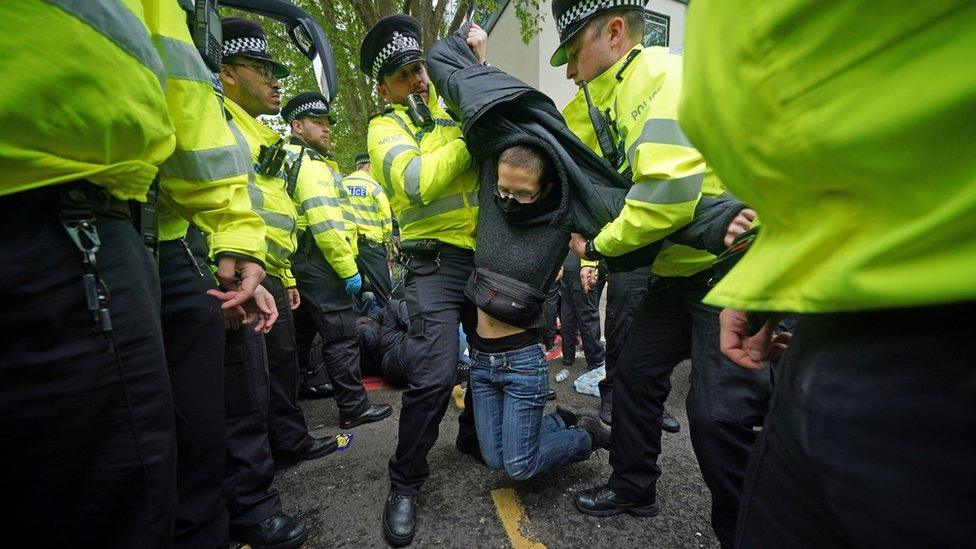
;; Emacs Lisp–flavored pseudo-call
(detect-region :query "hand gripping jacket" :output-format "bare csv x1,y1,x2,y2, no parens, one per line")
284,140,359,311
225,98,299,287
366,84,479,251
342,169,394,244
562,44,729,278
426,24,744,327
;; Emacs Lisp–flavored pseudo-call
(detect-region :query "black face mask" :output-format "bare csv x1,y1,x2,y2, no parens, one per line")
493,183,559,226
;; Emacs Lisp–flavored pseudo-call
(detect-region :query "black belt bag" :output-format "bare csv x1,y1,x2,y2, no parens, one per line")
465,267,545,329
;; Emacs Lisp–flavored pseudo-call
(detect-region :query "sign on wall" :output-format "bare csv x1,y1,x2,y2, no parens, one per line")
643,10,670,47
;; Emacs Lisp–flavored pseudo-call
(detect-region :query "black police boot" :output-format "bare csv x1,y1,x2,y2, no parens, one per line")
339,403,393,429
546,388,557,401
299,382,334,400
229,511,308,549
382,489,417,547
554,405,578,427
599,397,612,425
574,485,660,518
660,407,681,433
576,412,611,450
274,435,340,471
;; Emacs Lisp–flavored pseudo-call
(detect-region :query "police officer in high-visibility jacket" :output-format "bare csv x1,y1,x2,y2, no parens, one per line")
360,15,485,547
681,1,976,546
147,3,272,547
218,18,324,548
344,152,395,308
550,1,768,544
281,92,393,430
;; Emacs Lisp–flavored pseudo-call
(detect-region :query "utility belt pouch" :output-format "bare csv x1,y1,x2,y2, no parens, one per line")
465,267,545,329
400,238,442,257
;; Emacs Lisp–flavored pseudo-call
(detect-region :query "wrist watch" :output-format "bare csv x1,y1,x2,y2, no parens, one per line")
584,239,605,260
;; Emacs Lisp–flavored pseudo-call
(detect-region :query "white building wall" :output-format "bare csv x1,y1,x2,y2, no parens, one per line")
484,2,540,88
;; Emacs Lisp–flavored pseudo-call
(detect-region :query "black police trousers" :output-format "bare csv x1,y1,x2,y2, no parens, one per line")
0,185,176,548
304,302,370,417
608,273,770,547
735,302,976,548
261,275,315,456
158,235,228,548
389,249,478,494
540,284,560,349
559,269,605,367
223,324,282,529
356,237,393,309
599,264,652,401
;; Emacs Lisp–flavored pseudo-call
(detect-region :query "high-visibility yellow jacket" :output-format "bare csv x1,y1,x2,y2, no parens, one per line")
366,84,478,250
1,0,175,200
225,98,298,287
284,140,358,279
342,169,394,244
144,0,266,262
681,0,976,312
562,44,723,278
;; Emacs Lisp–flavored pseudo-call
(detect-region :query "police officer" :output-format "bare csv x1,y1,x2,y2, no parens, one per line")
149,4,271,547
218,18,321,548
344,152,396,309
360,15,486,546
281,92,393,429
559,253,606,370
682,2,976,546
550,1,768,545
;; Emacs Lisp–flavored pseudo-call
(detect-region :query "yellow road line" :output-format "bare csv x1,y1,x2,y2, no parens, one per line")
491,488,546,549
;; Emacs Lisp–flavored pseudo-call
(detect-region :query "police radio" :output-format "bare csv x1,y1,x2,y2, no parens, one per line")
581,81,622,169
257,139,288,177
180,0,223,72
406,93,435,131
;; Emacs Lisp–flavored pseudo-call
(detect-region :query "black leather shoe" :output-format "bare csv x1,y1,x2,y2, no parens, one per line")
575,485,659,518
576,412,611,450
382,490,417,547
340,403,393,429
229,511,308,549
299,382,334,400
554,405,578,428
274,435,340,471
661,407,681,433
599,398,612,425
546,388,557,401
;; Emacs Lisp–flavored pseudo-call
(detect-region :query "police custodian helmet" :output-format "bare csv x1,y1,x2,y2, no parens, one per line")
549,0,645,66
359,14,424,81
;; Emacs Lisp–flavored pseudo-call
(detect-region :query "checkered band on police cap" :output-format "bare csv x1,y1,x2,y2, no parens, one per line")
222,36,271,59
371,31,421,80
556,0,645,34
285,100,329,124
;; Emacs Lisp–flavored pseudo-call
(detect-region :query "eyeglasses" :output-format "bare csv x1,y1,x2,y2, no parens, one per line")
495,186,544,204
226,62,276,83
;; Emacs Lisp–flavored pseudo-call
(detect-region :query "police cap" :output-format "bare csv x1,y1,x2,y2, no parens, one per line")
282,91,335,125
221,17,290,79
549,0,645,67
359,14,424,81
354,152,371,166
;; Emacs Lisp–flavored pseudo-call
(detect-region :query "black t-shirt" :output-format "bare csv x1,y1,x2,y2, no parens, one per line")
469,329,541,354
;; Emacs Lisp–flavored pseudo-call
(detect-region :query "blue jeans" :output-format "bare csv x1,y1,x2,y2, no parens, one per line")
470,344,591,480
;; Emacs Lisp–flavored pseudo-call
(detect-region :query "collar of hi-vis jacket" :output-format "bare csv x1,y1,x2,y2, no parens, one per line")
224,97,282,151
585,43,644,115
385,82,460,143
286,135,330,162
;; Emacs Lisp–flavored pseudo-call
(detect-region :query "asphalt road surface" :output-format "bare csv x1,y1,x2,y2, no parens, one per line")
271,356,718,548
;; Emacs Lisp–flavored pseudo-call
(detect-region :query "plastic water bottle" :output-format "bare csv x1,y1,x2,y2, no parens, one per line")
555,369,569,383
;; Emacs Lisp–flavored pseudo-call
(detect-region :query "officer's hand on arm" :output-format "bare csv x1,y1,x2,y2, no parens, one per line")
555,266,564,283
214,257,267,309
580,266,597,293
467,22,488,62
724,208,757,247
286,287,301,310
719,309,791,370
569,232,589,260
344,273,363,295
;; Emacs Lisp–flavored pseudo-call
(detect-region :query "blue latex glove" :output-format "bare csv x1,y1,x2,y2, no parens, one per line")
344,273,362,295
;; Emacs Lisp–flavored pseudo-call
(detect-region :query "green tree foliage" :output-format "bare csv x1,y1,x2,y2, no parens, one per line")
225,0,543,174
